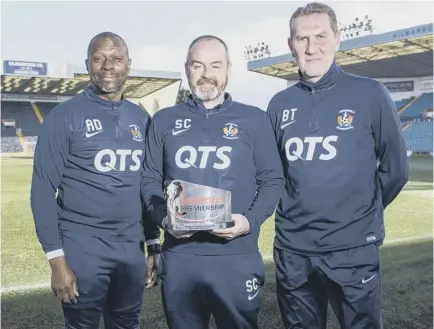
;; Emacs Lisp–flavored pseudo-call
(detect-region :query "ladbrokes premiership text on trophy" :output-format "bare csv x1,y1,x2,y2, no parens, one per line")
164,180,234,231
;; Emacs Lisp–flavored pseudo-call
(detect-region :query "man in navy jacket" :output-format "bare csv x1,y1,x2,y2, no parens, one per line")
267,3,408,329
30,32,160,329
141,35,284,329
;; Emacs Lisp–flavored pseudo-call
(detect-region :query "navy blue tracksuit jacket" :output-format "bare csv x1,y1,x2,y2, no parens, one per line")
267,62,409,255
30,86,160,254
141,93,284,255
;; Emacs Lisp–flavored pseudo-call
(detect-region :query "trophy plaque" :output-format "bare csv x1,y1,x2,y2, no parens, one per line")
164,180,234,231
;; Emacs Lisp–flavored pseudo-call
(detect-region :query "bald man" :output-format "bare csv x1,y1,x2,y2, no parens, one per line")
30,32,160,329
141,35,284,329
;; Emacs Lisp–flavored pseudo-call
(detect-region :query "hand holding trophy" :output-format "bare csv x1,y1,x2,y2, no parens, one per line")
163,180,234,238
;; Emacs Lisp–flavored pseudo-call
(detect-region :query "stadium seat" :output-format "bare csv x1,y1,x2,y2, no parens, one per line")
1,102,39,132
402,119,433,153
1,136,24,153
1,101,59,138
0,101,60,154
394,96,414,112
400,93,433,121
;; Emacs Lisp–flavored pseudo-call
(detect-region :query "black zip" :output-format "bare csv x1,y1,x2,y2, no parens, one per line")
203,111,210,142
309,88,317,129
113,105,121,139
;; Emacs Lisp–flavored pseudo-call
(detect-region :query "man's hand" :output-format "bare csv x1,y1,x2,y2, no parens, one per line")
49,256,79,304
145,252,159,289
162,216,195,239
211,214,251,240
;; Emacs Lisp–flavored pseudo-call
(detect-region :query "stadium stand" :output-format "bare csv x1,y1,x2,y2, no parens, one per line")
399,92,433,120
36,102,56,117
402,119,433,152
1,68,181,156
1,101,54,153
394,96,415,112
1,136,23,153
247,23,433,155
2,102,40,133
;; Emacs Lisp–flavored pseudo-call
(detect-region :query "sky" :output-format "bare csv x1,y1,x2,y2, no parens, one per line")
1,0,433,110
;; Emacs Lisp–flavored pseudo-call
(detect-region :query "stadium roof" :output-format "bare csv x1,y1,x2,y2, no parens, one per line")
1,68,181,99
247,23,433,80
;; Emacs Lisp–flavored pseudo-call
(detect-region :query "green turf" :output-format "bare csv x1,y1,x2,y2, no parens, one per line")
1,157,53,287
1,156,433,328
2,156,432,287
1,239,432,329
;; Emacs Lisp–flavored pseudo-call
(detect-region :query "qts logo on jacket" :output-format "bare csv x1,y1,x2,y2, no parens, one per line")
94,149,143,172
285,136,338,162
175,146,232,169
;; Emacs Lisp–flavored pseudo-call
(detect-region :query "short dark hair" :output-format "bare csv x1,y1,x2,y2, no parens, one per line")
186,35,230,64
290,2,339,37
87,31,129,59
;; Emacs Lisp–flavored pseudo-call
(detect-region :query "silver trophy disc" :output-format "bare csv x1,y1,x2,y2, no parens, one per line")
164,180,234,231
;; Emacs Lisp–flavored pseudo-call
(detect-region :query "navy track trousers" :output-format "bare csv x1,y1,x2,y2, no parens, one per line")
159,250,265,329
274,244,383,329
60,231,146,329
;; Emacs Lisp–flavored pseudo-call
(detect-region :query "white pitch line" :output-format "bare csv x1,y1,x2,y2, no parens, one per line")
382,234,433,245
1,282,50,294
387,207,432,214
2,234,433,294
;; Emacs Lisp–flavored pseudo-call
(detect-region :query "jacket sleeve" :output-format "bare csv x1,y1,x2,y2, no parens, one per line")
266,97,280,138
141,115,167,229
30,108,71,254
140,114,161,245
243,110,284,230
372,82,409,208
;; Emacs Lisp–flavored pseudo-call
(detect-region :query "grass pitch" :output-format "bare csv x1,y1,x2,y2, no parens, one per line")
1,156,433,329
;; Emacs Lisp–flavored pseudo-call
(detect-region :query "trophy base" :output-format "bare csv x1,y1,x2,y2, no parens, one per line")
165,220,235,231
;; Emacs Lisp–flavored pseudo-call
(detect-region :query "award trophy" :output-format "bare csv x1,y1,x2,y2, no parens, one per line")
164,180,234,231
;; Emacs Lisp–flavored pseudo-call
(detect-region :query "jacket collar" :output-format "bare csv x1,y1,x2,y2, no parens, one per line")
84,85,124,110
298,60,341,93
186,92,233,115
